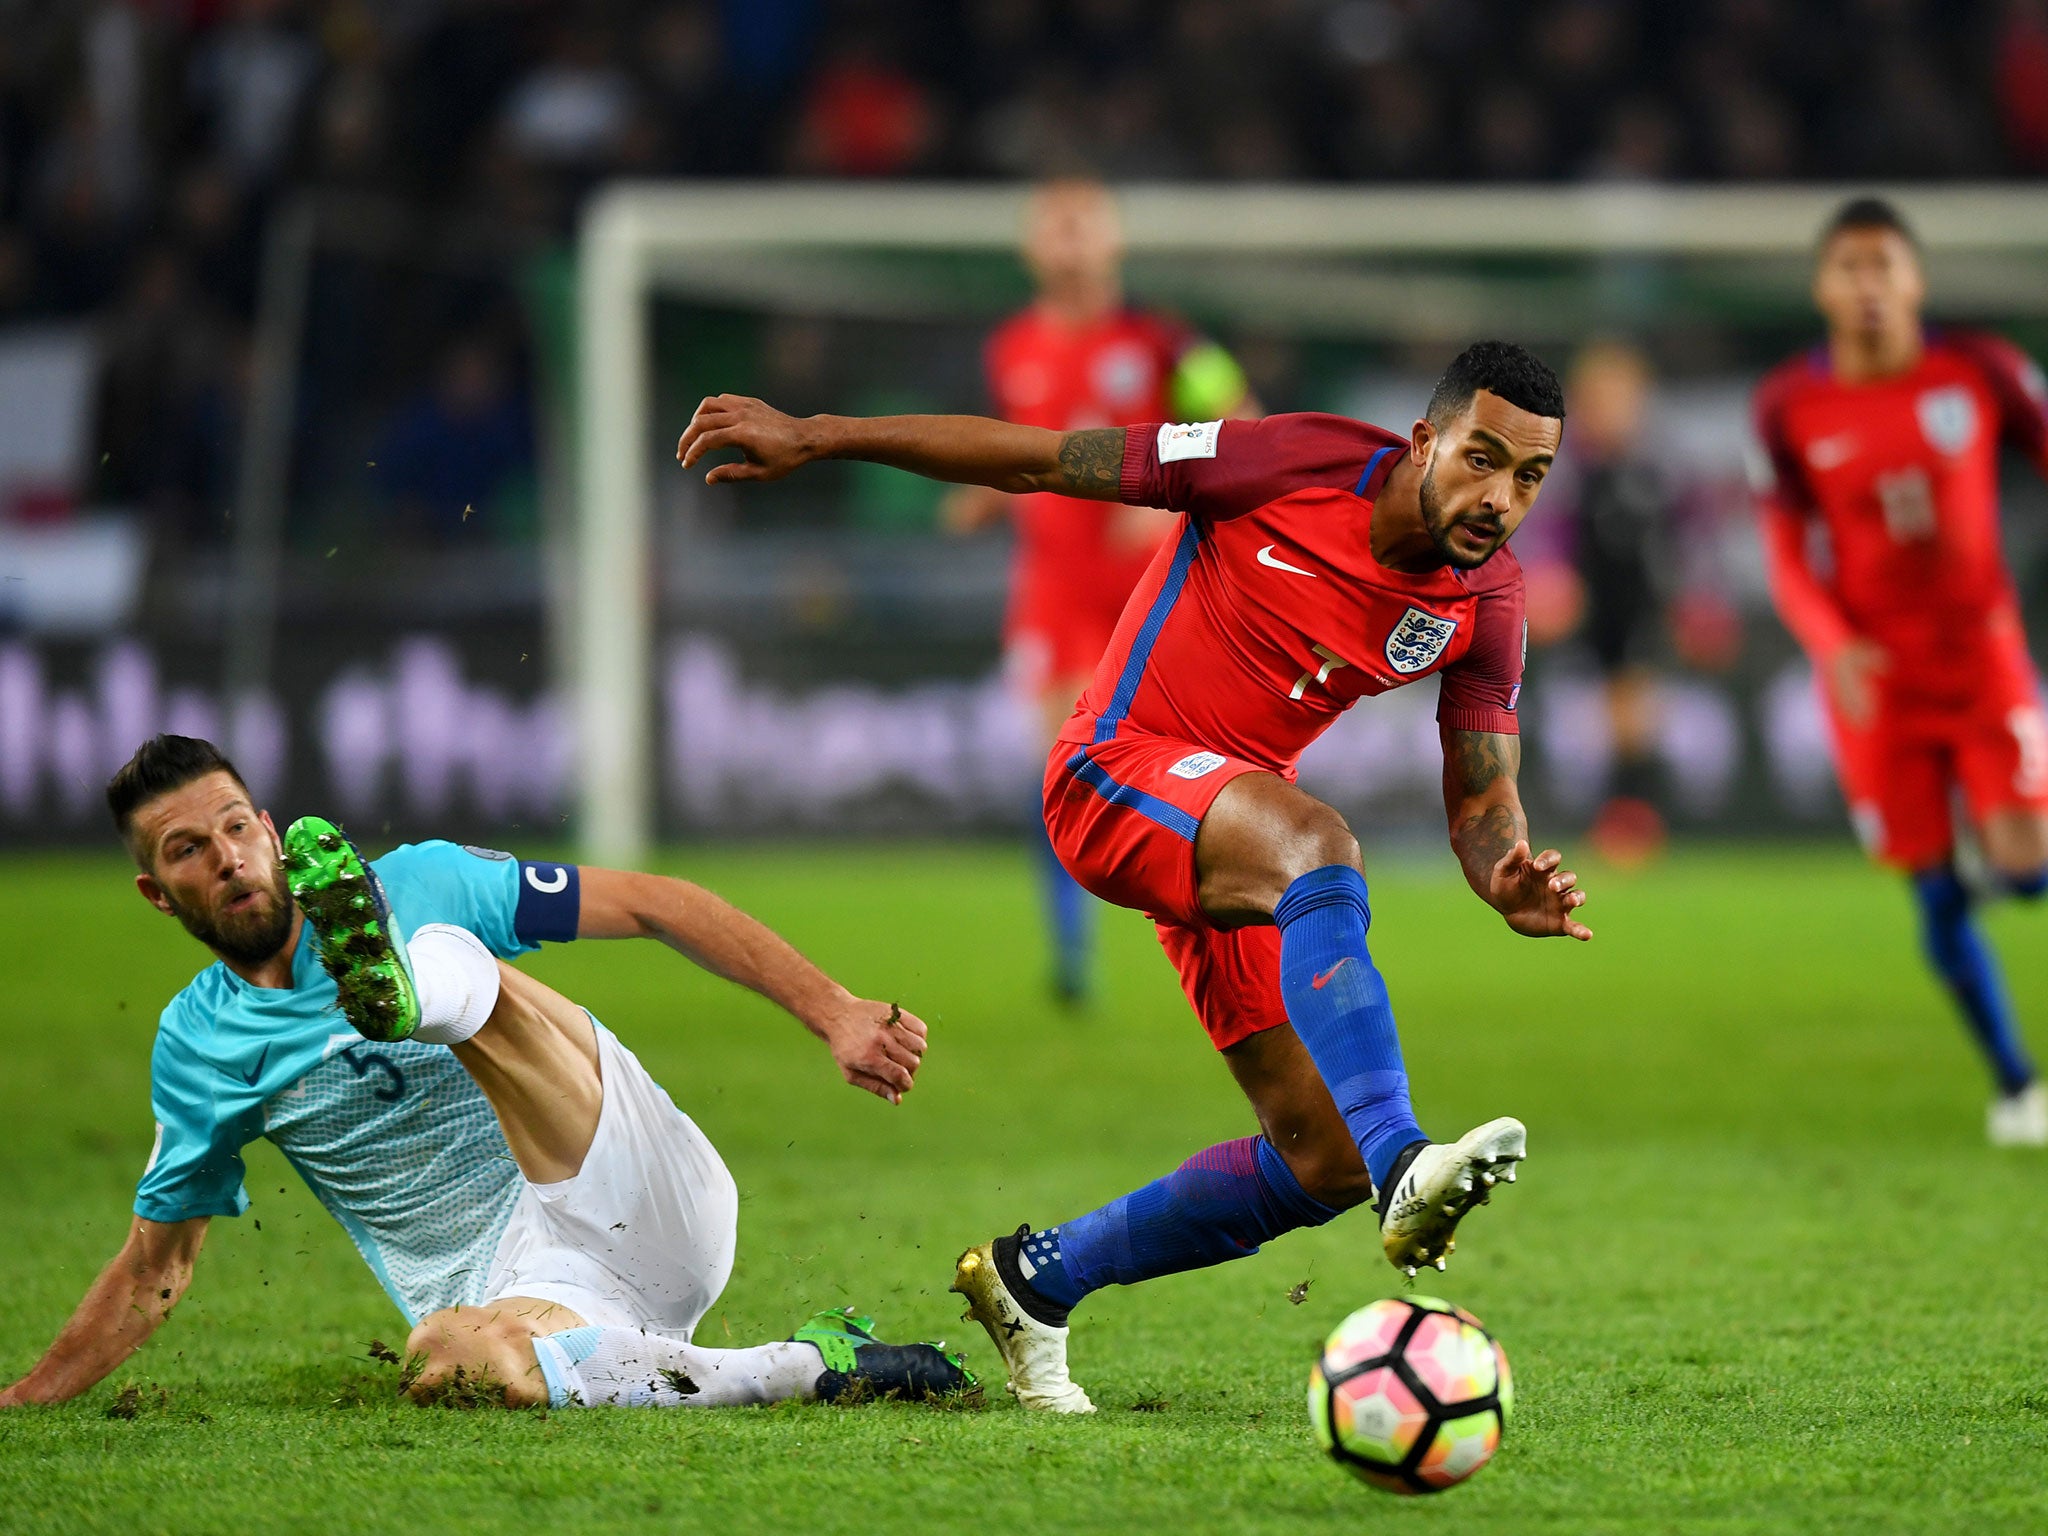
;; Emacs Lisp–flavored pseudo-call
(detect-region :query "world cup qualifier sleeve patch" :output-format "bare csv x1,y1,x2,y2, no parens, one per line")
514,860,581,944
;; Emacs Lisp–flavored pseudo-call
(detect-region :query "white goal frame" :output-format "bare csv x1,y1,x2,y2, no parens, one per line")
574,181,2048,863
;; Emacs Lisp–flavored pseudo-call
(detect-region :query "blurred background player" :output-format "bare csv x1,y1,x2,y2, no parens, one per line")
1528,340,1678,865
943,179,1254,1004
1755,197,2048,1146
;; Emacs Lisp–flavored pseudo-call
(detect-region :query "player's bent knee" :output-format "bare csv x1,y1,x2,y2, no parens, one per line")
1285,804,1363,882
1198,778,1363,923
403,1308,551,1409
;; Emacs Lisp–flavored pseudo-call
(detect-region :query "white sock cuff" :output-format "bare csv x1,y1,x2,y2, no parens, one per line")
407,923,501,1046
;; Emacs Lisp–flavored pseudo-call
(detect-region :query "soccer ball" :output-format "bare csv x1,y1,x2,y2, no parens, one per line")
1307,1295,1512,1494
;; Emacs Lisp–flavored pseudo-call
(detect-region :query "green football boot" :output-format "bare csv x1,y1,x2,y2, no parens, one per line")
791,1307,980,1405
282,816,419,1043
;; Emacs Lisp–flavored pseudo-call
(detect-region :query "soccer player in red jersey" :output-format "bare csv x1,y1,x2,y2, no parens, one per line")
1755,197,2048,1148
678,341,1590,1410
946,179,1252,1004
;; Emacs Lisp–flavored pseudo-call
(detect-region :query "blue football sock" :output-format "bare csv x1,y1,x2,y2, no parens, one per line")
1020,1136,1339,1309
1912,866,2036,1095
1273,865,1426,1192
1033,807,1093,995
2006,866,2048,901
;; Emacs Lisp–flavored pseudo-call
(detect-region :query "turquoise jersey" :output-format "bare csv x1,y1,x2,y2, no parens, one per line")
134,841,582,1323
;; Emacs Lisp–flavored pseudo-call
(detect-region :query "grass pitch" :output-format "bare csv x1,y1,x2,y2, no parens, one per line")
3,842,2046,1535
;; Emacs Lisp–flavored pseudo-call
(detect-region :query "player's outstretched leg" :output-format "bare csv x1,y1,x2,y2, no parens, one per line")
406,1302,975,1408
285,817,505,1048
283,816,421,1041
954,1123,1346,1413
1910,863,2044,1145
1198,775,1526,1273
524,1308,975,1408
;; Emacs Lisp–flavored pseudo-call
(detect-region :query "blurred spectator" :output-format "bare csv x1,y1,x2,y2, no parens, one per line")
500,22,637,167
92,244,244,547
30,116,133,317
170,161,259,318
187,0,321,187
641,2,741,172
786,35,935,176
1467,82,1550,181
0,0,2038,551
0,231,36,316
1091,71,1195,180
1997,0,2048,171
312,63,390,191
370,333,534,544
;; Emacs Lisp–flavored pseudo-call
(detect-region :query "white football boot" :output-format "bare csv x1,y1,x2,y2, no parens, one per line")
952,1235,1096,1413
1988,1083,2048,1147
1378,1117,1527,1277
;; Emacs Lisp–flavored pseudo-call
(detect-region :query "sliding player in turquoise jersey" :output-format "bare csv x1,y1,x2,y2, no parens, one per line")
0,735,972,1411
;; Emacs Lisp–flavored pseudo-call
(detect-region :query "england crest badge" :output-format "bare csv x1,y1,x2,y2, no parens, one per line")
1385,605,1459,675
1916,386,1979,456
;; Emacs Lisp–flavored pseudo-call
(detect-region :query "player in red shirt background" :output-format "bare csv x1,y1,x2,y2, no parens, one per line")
944,179,1254,1005
679,341,1589,1411
1755,198,2048,1147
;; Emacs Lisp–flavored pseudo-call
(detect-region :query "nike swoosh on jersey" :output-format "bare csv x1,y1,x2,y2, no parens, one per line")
236,1042,271,1087
1256,545,1317,578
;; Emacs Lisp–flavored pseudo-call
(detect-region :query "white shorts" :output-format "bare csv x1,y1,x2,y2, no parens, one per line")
481,1020,738,1338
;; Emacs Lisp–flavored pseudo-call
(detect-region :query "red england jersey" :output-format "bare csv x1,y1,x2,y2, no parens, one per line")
1054,414,1528,777
985,306,1196,630
1754,330,2048,692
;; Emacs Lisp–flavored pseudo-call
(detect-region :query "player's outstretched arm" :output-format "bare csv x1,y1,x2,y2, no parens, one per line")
1440,727,1592,942
677,393,1128,500
1759,504,1885,727
0,1215,207,1407
573,866,927,1105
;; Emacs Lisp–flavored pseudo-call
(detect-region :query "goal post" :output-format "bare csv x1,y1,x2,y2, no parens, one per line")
573,182,2048,864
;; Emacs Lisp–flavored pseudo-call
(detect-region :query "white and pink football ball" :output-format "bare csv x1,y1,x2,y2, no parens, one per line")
1307,1295,1513,1494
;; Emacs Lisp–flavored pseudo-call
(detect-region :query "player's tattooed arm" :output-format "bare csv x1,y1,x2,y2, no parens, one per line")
1050,428,1128,496
676,395,1127,502
1441,727,1592,942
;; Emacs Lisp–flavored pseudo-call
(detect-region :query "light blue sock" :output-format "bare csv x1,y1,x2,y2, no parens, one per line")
532,1326,603,1408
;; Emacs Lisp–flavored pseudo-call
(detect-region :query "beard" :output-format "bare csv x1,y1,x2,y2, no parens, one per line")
1419,464,1506,570
166,863,295,967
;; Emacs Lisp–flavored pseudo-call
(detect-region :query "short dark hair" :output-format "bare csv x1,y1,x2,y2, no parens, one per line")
107,734,249,864
1820,196,1917,252
1425,340,1566,429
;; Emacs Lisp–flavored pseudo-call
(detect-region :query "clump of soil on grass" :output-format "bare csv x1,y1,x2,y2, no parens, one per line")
105,1384,169,1420
412,1363,508,1410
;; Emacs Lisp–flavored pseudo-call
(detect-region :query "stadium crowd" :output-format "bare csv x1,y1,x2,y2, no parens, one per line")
0,0,2034,545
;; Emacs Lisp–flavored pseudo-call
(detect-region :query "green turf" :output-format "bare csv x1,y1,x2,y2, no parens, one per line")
3,843,2046,1535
